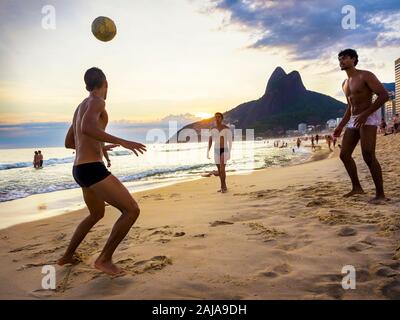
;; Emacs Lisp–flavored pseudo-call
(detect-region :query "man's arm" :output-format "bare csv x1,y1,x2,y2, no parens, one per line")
333,82,351,137
364,71,389,115
353,72,389,128
207,135,212,159
65,125,75,149
81,99,125,145
81,99,146,156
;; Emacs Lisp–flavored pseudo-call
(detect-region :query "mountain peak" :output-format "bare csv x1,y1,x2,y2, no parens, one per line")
264,67,306,96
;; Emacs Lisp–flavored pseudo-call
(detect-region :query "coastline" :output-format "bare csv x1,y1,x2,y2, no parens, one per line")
0,135,399,299
0,142,316,230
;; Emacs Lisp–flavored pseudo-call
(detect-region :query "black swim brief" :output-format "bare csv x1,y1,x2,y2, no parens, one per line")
72,162,111,188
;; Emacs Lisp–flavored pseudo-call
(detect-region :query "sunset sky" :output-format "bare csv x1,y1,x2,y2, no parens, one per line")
0,0,399,128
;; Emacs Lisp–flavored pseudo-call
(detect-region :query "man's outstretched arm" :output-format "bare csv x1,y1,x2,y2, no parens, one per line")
81,99,146,156
65,125,75,149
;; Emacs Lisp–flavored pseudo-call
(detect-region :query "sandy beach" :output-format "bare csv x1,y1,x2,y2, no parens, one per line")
0,135,399,300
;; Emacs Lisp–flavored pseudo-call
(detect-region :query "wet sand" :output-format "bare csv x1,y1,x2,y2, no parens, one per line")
0,134,399,299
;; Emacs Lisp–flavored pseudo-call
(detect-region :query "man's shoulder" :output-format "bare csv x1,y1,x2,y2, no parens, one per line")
358,69,375,78
87,96,105,110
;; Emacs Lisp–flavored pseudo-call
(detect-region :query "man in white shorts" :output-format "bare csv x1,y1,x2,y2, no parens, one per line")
333,49,389,203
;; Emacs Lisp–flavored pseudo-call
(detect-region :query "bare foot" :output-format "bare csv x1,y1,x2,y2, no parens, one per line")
343,189,365,198
221,188,228,193
368,196,390,205
57,254,82,266
94,258,125,276
217,189,222,192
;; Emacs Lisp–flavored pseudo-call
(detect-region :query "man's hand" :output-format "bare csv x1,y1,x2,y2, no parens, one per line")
121,140,147,156
207,151,211,159
333,125,344,138
354,112,369,128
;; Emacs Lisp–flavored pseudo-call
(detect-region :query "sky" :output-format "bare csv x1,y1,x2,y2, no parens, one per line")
0,0,399,146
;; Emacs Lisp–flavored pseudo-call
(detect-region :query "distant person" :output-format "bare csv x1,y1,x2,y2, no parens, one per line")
296,138,301,149
326,135,333,151
207,112,232,193
315,134,319,144
379,118,387,135
333,135,337,148
393,114,399,133
33,151,39,169
38,150,44,168
57,67,147,275
333,49,389,203
311,135,315,150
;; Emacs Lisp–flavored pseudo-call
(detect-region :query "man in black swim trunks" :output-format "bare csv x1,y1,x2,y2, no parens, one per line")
57,67,146,275
207,112,232,193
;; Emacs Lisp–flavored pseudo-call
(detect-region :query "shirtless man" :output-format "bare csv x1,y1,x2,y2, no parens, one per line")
38,150,43,168
207,112,232,193
333,49,389,203
57,67,147,275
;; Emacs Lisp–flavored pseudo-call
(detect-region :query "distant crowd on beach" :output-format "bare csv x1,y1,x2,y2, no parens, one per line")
379,114,399,136
33,150,44,169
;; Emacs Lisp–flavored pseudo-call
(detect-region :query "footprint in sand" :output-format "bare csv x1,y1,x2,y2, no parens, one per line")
372,264,398,278
381,280,400,299
259,263,292,278
9,243,42,253
193,234,206,238
117,255,173,274
210,221,234,227
347,242,372,252
246,222,287,242
306,198,329,207
337,226,357,237
229,212,265,223
309,283,344,299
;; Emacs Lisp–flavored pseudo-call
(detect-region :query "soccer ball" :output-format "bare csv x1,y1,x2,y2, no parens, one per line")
91,16,117,42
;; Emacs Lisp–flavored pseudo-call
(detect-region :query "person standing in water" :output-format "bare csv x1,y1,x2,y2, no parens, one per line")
207,112,232,193
33,151,39,168
38,150,44,168
333,49,389,203
57,67,147,275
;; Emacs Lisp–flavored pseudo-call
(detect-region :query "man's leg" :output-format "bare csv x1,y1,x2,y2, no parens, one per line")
58,188,105,265
89,175,140,275
339,128,364,197
219,156,227,192
215,164,222,192
360,125,386,201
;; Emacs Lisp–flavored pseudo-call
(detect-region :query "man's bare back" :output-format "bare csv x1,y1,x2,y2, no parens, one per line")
73,97,108,165
58,67,146,275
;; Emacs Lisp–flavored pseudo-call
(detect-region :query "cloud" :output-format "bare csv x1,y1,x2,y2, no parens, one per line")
204,0,400,60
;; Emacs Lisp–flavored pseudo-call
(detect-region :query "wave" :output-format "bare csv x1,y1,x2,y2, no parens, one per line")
0,156,75,170
0,151,134,170
0,163,214,202
119,163,211,183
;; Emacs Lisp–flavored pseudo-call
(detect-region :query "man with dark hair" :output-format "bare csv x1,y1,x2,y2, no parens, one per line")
207,112,232,193
58,67,147,275
334,49,389,203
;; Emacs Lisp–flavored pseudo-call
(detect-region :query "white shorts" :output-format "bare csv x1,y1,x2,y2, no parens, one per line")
347,109,381,128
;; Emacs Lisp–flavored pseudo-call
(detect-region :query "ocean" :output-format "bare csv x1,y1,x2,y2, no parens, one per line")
0,139,311,229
